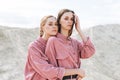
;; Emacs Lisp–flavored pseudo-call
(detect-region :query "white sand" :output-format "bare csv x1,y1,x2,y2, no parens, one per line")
0,24,120,80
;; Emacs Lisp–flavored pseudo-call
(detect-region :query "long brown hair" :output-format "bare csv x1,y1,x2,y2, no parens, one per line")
57,9,75,37
40,15,55,37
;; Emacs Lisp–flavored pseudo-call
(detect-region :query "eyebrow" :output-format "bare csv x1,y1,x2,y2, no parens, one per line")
64,15,73,18
48,21,56,23
48,21,54,23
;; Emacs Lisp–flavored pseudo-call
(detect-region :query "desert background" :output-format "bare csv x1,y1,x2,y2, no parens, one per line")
0,0,120,80
0,24,120,80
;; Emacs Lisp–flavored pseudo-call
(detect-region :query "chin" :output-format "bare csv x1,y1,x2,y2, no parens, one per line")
66,27,72,30
66,28,71,31
51,33,57,36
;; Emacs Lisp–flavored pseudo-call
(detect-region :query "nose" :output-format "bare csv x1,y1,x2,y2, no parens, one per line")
68,19,73,24
52,25,57,29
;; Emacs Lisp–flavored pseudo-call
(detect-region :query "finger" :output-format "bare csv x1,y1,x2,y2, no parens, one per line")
74,14,79,25
73,14,77,23
77,76,82,80
78,77,82,80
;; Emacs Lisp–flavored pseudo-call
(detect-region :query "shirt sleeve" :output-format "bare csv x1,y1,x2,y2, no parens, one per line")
45,37,58,66
77,37,95,59
28,45,65,80
45,37,64,79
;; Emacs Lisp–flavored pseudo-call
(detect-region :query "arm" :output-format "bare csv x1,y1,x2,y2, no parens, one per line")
45,37,58,67
74,15,95,58
65,69,85,78
29,45,85,79
74,14,87,42
28,46,65,79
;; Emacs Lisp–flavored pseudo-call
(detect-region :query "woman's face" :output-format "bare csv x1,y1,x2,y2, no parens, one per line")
43,17,58,36
60,12,74,31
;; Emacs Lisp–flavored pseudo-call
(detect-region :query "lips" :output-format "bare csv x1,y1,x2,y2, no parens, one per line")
52,30,57,32
68,25,72,26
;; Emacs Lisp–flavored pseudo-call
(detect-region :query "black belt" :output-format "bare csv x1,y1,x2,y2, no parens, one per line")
63,74,78,80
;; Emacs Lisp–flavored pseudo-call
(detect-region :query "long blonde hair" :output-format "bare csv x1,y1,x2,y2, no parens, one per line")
40,15,55,37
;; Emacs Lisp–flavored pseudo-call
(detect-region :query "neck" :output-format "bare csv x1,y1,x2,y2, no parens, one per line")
61,29,69,37
42,34,50,40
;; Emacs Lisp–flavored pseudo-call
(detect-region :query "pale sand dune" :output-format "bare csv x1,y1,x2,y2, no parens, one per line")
0,26,39,80
0,24,120,80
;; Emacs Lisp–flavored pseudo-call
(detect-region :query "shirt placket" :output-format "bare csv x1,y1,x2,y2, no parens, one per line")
66,40,79,68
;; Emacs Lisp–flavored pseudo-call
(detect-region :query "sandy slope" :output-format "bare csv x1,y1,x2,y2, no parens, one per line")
0,24,120,80
81,24,120,80
0,26,39,80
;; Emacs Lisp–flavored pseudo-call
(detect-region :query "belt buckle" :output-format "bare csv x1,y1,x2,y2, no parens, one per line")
70,75,74,79
70,75,72,79
71,75,74,79
72,74,77,79
63,74,77,80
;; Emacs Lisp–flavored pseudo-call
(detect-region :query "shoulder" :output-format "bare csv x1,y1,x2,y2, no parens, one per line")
48,36,57,43
27,41,35,50
46,36,58,47
27,40,42,53
28,38,38,49
71,37,79,43
70,37,82,46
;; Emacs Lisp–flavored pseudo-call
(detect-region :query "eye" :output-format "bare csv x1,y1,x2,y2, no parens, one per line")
64,17,68,20
55,23,58,26
48,23,52,26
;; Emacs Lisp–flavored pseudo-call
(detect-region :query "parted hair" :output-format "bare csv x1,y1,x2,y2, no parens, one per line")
57,9,75,37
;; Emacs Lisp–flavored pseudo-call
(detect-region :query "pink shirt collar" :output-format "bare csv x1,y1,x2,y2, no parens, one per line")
57,33,71,41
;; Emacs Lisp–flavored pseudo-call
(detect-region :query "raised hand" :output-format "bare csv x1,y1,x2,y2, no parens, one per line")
74,14,87,42
74,14,81,32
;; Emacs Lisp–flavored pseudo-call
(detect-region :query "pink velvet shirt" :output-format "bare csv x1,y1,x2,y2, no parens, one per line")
24,37,65,80
45,33,95,69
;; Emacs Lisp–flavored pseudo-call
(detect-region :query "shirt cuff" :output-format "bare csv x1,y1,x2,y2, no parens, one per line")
57,67,65,79
83,37,91,45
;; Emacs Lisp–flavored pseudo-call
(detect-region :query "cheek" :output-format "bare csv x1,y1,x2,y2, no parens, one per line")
47,27,54,34
44,26,50,33
46,27,51,31
62,20,66,23
61,20,66,26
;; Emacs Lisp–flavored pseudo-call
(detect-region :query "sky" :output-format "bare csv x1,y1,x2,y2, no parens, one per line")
0,0,120,29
